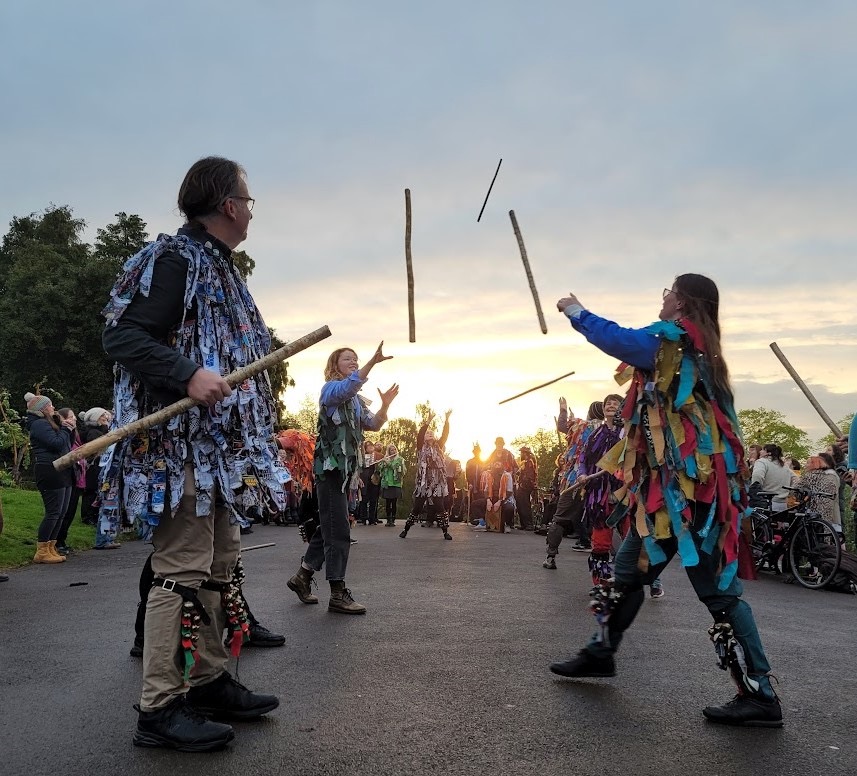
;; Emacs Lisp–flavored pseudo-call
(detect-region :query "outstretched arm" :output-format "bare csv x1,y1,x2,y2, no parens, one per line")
557,294,659,369
439,410,451,449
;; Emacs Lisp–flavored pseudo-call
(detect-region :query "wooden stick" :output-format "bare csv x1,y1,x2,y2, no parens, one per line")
499,371,575,405
769,342,842,436
405,188,415,343
476,158,502,222
241,542,276,552
509,210,547,334
53,325,332,471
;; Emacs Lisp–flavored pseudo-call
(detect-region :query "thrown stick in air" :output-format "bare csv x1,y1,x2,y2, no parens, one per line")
509,210,547,334
405,188,415,343
769,342,842,436
499,370,575,405
477,158,502,222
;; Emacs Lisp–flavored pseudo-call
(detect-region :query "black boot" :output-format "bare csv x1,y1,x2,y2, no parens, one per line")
549,649,616,678
129,635,144,658
133,696,234,752
328,580,366,614
247,622,286,648
287,566,319,604
443,531,453,540
702,693,783,727
399,526,410,539
186,671,279,720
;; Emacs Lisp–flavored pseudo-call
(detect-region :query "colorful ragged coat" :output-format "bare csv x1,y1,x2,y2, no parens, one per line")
569,311,749,590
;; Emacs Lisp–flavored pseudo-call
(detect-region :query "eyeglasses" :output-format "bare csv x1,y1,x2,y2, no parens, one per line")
662,287,674,299
226,195,255,212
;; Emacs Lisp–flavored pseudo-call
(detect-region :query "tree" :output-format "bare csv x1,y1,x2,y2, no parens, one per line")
737,407,811,460
280,394,318,434
0,208,149,413
233,250,255,281
818,413,855,450
0,388,30,485
512,428,565,489
267,328,296,426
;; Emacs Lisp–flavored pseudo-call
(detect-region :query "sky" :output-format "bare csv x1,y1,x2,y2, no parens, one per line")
1,2,855,463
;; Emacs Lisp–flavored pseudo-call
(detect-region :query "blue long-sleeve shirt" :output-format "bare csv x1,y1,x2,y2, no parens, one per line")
565,306,660,369
319,371,384,432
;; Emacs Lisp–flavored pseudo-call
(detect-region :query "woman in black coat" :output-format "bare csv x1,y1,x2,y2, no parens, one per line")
23,392,74,563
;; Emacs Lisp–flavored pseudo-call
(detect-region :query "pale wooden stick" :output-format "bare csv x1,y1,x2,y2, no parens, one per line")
405,188,415,343
53,325,332,471
509,210,547,334
499,370,575,405
769,342,841,436
241,542,276,552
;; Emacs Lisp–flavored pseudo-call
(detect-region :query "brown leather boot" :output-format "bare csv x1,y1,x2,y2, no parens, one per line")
33,541,65,564
328,581,366,614
286,566,318,604
47,540,67,561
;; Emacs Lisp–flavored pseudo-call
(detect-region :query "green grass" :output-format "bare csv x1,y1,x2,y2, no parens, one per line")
0,487,99,570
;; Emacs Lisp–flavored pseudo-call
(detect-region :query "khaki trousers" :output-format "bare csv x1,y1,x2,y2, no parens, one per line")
140,464,240,711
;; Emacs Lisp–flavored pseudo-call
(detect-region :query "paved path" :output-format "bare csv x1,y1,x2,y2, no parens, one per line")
1,521,855,776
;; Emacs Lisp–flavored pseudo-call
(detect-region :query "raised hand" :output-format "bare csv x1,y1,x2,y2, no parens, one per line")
559,396,567,412
444,409,452,420
556,293,583,312
378,383,399,407
371,340,394,365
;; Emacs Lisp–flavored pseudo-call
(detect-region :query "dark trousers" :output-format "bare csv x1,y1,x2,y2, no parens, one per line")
546,487,584,557
516,486,534,529
55,486,82,546
359,482,380,524
304,469,352,580
384,498,398,520
37,486,72,542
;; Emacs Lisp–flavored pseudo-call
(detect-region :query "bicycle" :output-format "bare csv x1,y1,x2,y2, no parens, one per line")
748,487,842,590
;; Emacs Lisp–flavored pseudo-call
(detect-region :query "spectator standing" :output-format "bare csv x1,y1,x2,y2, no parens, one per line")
378,443,406,527
24,392,73,564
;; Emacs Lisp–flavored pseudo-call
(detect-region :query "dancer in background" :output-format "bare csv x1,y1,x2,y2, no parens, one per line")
400,410,453,540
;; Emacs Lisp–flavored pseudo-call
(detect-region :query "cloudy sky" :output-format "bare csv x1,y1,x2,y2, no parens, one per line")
2,2,855,461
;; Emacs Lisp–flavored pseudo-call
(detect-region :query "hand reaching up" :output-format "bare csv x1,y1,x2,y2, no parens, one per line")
378,383,399,407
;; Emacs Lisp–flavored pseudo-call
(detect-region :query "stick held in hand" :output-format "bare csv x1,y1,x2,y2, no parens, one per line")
53,325,332,471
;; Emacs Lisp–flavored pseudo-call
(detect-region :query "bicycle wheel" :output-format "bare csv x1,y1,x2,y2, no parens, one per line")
788,518,842,590
749,512,773,570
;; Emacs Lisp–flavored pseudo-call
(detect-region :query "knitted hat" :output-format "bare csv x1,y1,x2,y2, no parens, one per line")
84,407,109,425
24,392,51,414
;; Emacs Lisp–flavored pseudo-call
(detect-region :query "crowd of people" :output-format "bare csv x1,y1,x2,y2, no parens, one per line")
9,156,857,751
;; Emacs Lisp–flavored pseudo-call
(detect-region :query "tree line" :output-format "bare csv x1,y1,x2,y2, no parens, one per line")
0,205,293,482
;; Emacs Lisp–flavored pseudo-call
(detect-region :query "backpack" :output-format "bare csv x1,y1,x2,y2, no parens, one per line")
816,545,857,594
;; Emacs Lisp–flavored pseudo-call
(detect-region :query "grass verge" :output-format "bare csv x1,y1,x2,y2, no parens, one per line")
0,487,99,570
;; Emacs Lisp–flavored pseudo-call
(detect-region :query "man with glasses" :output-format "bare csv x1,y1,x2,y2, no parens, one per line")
101,157,284,752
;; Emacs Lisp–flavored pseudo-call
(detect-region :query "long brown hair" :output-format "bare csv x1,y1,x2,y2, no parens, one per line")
674,273,733,403
324,348,357,381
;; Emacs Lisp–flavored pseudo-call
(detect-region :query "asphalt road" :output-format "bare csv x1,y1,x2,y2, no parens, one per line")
1,521,855,776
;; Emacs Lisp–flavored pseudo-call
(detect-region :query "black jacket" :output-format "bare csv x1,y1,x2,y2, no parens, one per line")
25,412,74,488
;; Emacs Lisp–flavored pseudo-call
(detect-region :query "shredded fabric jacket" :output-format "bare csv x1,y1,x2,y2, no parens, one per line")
413,420,449,499
98,233,288,535
594,318,749,590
